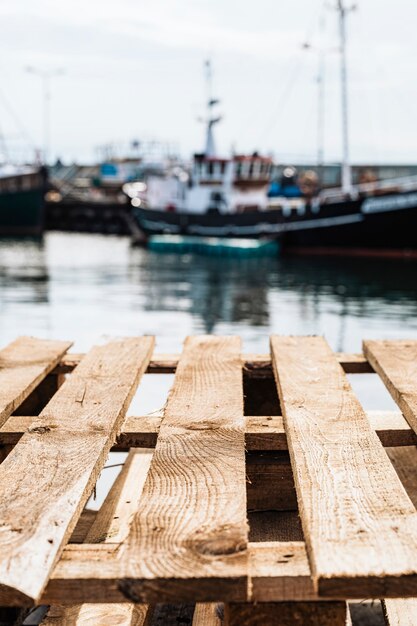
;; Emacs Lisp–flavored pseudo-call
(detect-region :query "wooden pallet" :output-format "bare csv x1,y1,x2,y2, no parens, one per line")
1,335,417,625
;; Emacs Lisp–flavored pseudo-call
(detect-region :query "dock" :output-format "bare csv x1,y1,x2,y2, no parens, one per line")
0,335,417,624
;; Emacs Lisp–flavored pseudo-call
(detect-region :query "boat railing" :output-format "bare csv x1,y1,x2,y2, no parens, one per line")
318,174,417,203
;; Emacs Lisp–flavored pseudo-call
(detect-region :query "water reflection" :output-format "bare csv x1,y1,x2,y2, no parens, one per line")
0,232,416,353
0,238,48,303
131,251,271,332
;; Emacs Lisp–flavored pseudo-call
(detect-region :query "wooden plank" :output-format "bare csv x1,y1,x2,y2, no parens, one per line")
383,598,417,625
56,351,372,376
2,410,414,451
224,601,349,625
42,449,153,625
383,446,417,626
0,336,71,427
270,335,417,597
42,605,151,625
367,410,417,447
249,541,315,602
83,449,153,546
117,336,248,603
364,340,417,435
192,604,222,626
0,336,154,606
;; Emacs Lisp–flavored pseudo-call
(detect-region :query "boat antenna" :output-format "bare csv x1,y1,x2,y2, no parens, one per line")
336,0,356,194
201,59,221,157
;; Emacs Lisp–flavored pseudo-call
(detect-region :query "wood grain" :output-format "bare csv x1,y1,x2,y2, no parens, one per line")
382,446,417,626
0,336,71,427
42,449,153,625
1,410,413,451
224,601,349,625
192,604,222,626
0,337,154,605
271,335,417,597
118,336,248,603
364,340,417,435
42,604,152,626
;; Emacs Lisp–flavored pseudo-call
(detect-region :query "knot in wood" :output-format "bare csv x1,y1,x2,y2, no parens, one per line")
28,425,52,434
184,422,221,432
191,525,247,557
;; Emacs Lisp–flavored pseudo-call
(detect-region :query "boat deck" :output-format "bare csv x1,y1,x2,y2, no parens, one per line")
0,335,417,624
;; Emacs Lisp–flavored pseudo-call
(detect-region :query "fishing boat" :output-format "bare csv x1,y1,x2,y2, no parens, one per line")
0,164,47,237
128,3,417,257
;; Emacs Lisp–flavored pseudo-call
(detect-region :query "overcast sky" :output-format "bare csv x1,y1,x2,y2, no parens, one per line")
0,0,416,164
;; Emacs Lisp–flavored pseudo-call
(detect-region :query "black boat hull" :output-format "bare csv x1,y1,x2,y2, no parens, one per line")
133,190,417,255
0,188,45,236
0,170,46,237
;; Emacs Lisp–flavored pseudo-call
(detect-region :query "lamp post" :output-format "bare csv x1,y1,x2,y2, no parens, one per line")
25,66,65,164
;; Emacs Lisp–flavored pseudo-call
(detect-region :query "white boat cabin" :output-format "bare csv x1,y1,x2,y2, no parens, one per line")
144,153,272,215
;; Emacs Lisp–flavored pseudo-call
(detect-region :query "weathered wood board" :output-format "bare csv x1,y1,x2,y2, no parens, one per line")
1,409,414,451
383,598,417,625
0,337,154,605
42,449,153,625
117,336,248,603
0,336,71,427
364,339,417,435
271,335,417,597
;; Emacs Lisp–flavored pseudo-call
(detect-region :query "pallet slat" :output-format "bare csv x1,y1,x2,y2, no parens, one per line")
192,604,222,626
42,449,153,625
0,337,154,605
1,410,414,450
364,339,417,435
0,337,71,427
56,351,372,375
118,336,248,603
224,601,349,625
270,335,417,597
383,598,417,624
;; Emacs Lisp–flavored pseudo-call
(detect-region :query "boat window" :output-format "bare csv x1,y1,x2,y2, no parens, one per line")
208,162,213,177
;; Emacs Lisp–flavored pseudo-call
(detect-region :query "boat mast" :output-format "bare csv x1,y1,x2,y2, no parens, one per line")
317,14,326,183
337,0,353,194
203,60,221,157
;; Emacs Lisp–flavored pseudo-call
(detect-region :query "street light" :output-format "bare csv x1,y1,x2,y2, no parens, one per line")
25,66,65,164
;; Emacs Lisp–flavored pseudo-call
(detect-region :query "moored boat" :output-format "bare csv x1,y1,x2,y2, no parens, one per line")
127,8,417,258
0,165,47,236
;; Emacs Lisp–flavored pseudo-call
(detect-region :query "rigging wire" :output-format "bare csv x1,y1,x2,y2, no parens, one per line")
0,83,37,158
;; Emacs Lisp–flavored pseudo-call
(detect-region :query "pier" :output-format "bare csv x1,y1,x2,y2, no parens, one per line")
0,335,417,624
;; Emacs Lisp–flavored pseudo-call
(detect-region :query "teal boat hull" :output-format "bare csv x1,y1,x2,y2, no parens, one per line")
148,235,280,257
